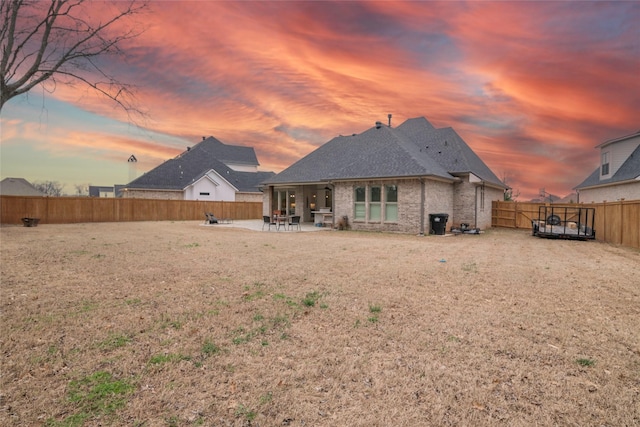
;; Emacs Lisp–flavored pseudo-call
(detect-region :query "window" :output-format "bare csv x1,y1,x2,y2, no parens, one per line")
601,152,610,175
369,186,381,221
324,188,332,210
289,192,296,214
355,184,399,222
354,187,366,220
385,185,398,222
277,190,295,215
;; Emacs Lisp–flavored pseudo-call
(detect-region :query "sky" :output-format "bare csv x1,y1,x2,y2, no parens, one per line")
1,1,639,200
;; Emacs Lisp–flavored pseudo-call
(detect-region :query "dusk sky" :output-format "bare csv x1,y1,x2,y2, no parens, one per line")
1,1,639,200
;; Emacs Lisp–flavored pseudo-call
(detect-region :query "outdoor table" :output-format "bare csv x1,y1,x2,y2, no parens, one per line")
276,215,290,230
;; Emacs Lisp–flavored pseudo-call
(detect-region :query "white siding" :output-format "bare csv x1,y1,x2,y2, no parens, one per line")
579,181,640,203
600,134,640,179
186,181,234,201
184,172,237,201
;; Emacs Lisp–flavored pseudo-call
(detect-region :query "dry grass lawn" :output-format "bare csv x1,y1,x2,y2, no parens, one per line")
1,221,639,426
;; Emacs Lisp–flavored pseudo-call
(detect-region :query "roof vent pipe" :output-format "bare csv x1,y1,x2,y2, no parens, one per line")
375,121,382,129
388,114,392,127
202,136,206,140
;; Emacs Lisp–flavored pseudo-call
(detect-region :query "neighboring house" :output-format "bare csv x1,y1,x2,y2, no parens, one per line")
574,130,640,203
0,177,45,196
88,185,126,198
121,136,275,202
262,117,506,234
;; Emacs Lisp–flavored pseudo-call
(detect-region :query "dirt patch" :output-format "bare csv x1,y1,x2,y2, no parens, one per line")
1,222,639,426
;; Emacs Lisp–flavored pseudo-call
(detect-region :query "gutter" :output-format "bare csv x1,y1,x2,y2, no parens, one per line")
474,185,479,229
122,188,183,192
419,178,425,235
474,180,486,229
575,177,640,191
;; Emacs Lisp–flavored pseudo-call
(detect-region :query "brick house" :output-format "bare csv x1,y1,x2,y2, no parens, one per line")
262,117,506,234
574,130,640,203
122,136,274,202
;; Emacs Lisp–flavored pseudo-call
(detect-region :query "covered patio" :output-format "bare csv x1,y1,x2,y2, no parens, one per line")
265,183,334,227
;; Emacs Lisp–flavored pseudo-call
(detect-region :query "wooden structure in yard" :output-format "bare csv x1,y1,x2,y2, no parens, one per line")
492,200,640,249
0,196,262,225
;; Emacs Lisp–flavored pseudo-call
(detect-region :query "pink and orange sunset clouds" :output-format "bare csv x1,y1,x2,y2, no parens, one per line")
1,1,638,199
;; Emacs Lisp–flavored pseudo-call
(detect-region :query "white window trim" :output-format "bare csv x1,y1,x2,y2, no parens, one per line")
354,183,398,223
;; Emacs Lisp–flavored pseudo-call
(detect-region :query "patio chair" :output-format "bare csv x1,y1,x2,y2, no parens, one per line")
262,215,277,231
204,212,218,224
288,215,301,231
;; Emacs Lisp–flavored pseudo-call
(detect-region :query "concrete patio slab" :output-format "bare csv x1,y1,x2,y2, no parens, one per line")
200,219,331,232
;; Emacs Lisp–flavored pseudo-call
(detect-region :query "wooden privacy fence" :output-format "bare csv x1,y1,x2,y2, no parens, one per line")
492,200,640,249
0,196,262,225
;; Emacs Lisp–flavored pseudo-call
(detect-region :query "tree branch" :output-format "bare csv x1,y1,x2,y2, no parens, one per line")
1,0,148,118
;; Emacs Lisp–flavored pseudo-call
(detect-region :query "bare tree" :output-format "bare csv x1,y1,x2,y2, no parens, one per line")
33,180,64,196
501,171,520,202
74,182,89,196
0,0,147,115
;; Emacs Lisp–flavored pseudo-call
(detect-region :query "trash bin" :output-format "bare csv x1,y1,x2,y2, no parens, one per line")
429,213,448,235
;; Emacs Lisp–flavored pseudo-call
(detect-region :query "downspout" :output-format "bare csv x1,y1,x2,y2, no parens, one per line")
419,178,425,235
474,181,485,229
474,185,478,229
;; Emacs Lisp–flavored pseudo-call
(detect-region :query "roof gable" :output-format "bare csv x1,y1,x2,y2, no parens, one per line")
412,127,503,185
328,126,454,180
0,177,45,196
596,130,640,149
609,143,640,181
196,137,259,166
575,133,640,190
395,116,436,139
125,137,272,192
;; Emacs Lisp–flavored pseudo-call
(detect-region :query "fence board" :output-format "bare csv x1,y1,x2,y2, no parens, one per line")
1,196,262,225
622,202,640,249
492,200,640,249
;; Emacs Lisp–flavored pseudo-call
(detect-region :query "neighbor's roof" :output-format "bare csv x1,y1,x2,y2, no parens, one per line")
264,116,505,187
124,137,273,192
195,136,260,166
0,177,45,196
595,130,640,149
575,144,640,189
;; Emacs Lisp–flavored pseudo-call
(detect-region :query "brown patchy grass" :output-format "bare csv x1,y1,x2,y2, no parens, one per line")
1,221,639,426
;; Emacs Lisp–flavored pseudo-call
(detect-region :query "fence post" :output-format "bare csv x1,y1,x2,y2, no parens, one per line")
602,201,606,242
620,200,624,245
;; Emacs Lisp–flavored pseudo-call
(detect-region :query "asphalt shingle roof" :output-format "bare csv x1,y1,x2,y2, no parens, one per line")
264,117,504,187
196,136,260,166
124,137,273,192
575,143,640,189
0,177,45,196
